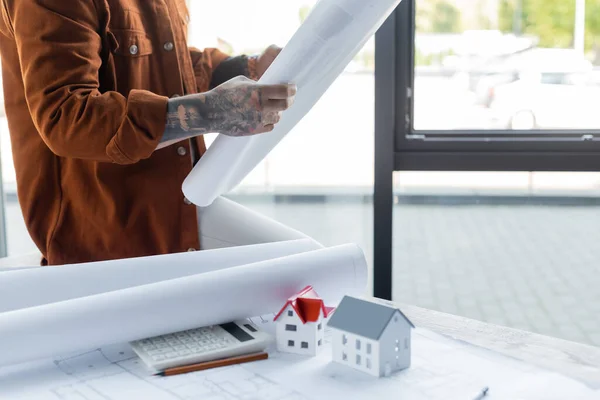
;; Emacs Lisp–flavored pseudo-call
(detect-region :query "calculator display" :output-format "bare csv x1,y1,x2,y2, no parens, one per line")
220,322,254,342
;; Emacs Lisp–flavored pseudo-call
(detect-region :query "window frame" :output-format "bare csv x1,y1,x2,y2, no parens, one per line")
390,0,600,172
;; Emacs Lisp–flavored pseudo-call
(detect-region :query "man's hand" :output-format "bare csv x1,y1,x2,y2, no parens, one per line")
255,45,282,79
204,76,294,136
159,76,296,149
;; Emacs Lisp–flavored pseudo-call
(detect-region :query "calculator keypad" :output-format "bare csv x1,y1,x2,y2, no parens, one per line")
133,326,237,362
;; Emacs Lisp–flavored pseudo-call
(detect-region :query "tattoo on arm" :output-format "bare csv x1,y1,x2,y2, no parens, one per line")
160,80,268,146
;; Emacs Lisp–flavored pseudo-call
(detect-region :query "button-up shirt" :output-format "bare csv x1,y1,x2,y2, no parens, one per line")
0,0,233,264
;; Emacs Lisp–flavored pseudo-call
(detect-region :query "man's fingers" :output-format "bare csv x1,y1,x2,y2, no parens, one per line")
264,99,292,112
261,111,281,126
261,84,297,100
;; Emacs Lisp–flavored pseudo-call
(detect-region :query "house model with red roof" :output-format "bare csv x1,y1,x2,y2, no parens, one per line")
274,286,334,356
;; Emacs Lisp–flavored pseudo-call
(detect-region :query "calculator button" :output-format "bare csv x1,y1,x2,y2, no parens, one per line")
173,345,187,351
152,355,166,361
178,350,190,356
165,352,178,359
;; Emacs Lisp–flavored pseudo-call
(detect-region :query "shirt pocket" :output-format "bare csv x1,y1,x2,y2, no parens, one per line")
109,29,155,94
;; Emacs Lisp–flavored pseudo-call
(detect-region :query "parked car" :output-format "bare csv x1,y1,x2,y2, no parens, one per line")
488,49,599,130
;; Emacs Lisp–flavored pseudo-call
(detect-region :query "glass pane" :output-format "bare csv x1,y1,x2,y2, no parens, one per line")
0,62,37,256
393,171,600,347
414,0,600,130
189,0,375,293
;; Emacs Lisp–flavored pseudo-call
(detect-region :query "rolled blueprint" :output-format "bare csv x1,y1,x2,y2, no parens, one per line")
0,239,320,313
0,244,368,367
183,0,402,206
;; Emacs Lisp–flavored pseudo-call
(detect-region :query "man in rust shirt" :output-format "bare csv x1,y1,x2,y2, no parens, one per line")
0,0,308,265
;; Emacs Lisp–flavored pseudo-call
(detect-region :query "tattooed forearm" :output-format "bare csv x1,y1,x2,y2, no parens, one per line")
159,76,296,149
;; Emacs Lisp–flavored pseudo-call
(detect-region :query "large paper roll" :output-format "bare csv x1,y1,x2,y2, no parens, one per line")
0,244,368,367
182,0,402,206
0,239,320,313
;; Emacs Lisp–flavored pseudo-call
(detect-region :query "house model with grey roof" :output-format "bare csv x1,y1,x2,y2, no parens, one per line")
327,295,415,377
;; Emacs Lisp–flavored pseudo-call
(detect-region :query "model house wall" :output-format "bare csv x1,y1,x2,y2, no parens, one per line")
378,310,412,376
327,296,415,377
331,330,381,377
275,304,325,356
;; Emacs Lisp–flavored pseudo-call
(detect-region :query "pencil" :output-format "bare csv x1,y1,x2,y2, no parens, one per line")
157,352,269,377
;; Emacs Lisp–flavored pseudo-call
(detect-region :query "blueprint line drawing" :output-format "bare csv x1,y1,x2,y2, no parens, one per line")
46,345,307,400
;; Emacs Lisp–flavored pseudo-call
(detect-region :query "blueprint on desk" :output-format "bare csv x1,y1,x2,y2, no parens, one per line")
0,316,598,400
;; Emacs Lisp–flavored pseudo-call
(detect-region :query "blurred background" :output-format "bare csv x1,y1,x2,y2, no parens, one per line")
0,0,598,347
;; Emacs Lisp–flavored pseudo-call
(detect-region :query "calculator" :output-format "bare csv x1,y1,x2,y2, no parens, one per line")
130,320,273,371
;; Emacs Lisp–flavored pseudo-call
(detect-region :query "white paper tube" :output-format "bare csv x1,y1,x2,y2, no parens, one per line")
182,0,402,206
0,244,368,366
0,239,321,313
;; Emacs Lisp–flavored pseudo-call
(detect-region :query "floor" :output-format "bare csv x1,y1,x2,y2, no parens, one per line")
4,199,600,348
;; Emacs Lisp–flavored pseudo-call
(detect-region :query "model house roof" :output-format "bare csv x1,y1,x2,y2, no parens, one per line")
327,296,414,340
274,286,334,324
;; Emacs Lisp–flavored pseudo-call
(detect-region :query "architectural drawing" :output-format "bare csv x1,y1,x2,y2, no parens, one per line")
2,314,597,400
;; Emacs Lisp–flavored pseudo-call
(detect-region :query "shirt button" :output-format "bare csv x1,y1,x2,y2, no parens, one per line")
129,44,139,55
183,197,192,205
177,146,187,156
164,42,174,52
187,248,196,252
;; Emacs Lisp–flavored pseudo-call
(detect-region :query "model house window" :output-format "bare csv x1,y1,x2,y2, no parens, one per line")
288,340,295,347
356,354,361,365
285,324,297,332
366,343,372,354
404,338,409,349
395,339,399,352
287,310,293,317
366,358,371,369
394,316,399,323
342,334,348,345
301,342,308,349
342,352,347,361
318,323,322,330
356,339,361,350
318,339,322,346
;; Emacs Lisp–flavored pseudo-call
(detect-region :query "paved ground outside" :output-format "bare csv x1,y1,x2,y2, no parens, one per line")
4,199,600,348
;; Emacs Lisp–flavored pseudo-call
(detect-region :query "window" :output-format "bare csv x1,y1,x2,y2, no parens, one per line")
381,0,600,175
285,324,297,332
288,340,295,347
356,355,361,365
356,339,361,350
366,358,371,369
374,0,600,351
342,352,348,361
301,342,308,349
404,338,409,350
318,323,322,330
318,339,322,346
366,343,372,354
342,334,348,345
287,310,293,317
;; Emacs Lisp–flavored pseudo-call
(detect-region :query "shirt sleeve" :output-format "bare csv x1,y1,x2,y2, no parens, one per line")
8,0,168,165
189,47,232,91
